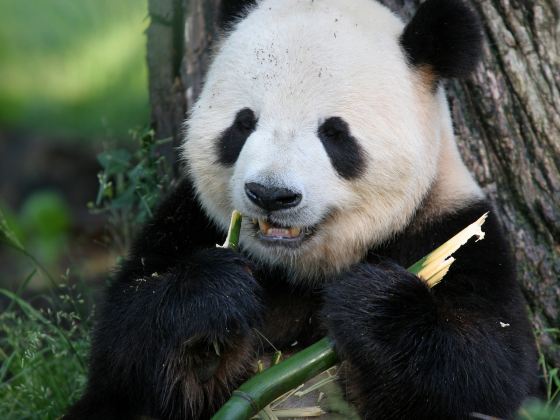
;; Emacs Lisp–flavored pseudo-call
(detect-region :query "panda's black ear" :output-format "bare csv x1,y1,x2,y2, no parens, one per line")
219,0,257,29
400,0,483,80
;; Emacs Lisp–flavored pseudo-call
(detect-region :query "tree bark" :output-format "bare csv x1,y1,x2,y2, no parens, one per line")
147,0,221,170
147,0,560,364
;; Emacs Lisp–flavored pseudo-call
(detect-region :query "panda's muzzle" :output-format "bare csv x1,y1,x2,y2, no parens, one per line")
244,182,312,246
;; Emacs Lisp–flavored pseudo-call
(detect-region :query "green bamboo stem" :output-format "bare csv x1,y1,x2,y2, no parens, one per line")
219,210,243,250
213,338,337,419
212,213,487,420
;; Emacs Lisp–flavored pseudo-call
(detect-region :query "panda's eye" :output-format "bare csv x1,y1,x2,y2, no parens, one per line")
323,127,339,139
319,117,346,140
216,108,257,166
235,108,257,131
317,116,366,180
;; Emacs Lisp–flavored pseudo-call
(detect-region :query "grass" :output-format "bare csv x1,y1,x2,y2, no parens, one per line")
517,328,560,420
0,0,149,140
0,283,91,419
1,210,92,419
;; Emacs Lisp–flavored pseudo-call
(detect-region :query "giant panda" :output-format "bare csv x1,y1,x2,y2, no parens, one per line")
66,0,540,419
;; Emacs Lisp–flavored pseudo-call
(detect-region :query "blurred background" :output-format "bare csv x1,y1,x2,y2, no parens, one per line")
0,1,163,417
0,0,150,292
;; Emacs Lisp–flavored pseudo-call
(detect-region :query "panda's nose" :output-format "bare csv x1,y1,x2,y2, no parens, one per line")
245,182,302,211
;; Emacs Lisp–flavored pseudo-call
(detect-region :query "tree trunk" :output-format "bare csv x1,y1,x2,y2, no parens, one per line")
147,0,560,364
147,0,221,171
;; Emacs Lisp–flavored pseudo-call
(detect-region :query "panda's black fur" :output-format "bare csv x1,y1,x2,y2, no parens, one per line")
326,200,539,418
318,116,367,180
66,1,540,419
219,0,256,29
216,108,258,167
401,0,484,80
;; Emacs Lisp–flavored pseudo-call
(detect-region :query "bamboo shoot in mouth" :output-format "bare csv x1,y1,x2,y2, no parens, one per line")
217,210,243,250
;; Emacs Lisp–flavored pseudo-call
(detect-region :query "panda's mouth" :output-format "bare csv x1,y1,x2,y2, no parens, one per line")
251,218,313,246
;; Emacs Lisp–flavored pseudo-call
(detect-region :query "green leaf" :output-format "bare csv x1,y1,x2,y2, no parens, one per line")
109,185,136,209
97,149,132,176
20,191,71,239
0,207,24,249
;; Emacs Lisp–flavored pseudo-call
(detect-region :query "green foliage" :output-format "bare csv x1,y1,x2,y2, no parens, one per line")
20,192,71,239
0,216,91,419
0,0,149,139
0,207,24,250
1,191,72,274
540,329,560,407
0,284,91,420
518,399,560,420
91,128,172,252
0,284,90,419
0,125,175,417
18,191,72,265
518,328,560,419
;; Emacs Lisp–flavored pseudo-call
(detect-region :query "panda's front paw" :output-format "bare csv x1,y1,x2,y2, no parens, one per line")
158,247,263,383
322,261,435,363
179,247,262,343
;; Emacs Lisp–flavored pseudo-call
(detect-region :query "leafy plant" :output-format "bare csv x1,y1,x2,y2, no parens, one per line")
90,128,172,252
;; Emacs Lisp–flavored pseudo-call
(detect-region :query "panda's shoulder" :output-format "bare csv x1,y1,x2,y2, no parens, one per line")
123,177,224,277
370,199,514,278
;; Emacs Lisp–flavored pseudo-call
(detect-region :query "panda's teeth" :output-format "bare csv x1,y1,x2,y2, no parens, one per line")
289,227,302,237
257,219,302,238
258,219,271,233
268,228,291,237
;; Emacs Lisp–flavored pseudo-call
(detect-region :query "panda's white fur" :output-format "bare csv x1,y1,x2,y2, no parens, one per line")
182,0,481,280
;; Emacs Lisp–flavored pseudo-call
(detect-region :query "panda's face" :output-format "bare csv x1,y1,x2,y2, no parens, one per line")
183,0,446,279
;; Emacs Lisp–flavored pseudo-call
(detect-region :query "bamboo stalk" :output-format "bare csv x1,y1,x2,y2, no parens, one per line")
217,210,243,250
212,212,489,420
214,338,337,419
410,212,488,287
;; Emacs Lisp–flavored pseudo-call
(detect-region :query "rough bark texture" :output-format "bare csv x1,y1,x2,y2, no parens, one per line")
147,0,221,170
147,0,560,364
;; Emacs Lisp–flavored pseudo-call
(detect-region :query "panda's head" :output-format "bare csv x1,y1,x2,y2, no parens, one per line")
183,0,483,280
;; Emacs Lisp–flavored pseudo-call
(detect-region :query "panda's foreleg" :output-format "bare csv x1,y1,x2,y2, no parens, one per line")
322,260,536,420
67,247,263,420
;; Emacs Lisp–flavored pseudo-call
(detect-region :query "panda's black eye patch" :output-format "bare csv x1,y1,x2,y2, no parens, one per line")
216,108,257,166
318,117,366,180
235,108,257,130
